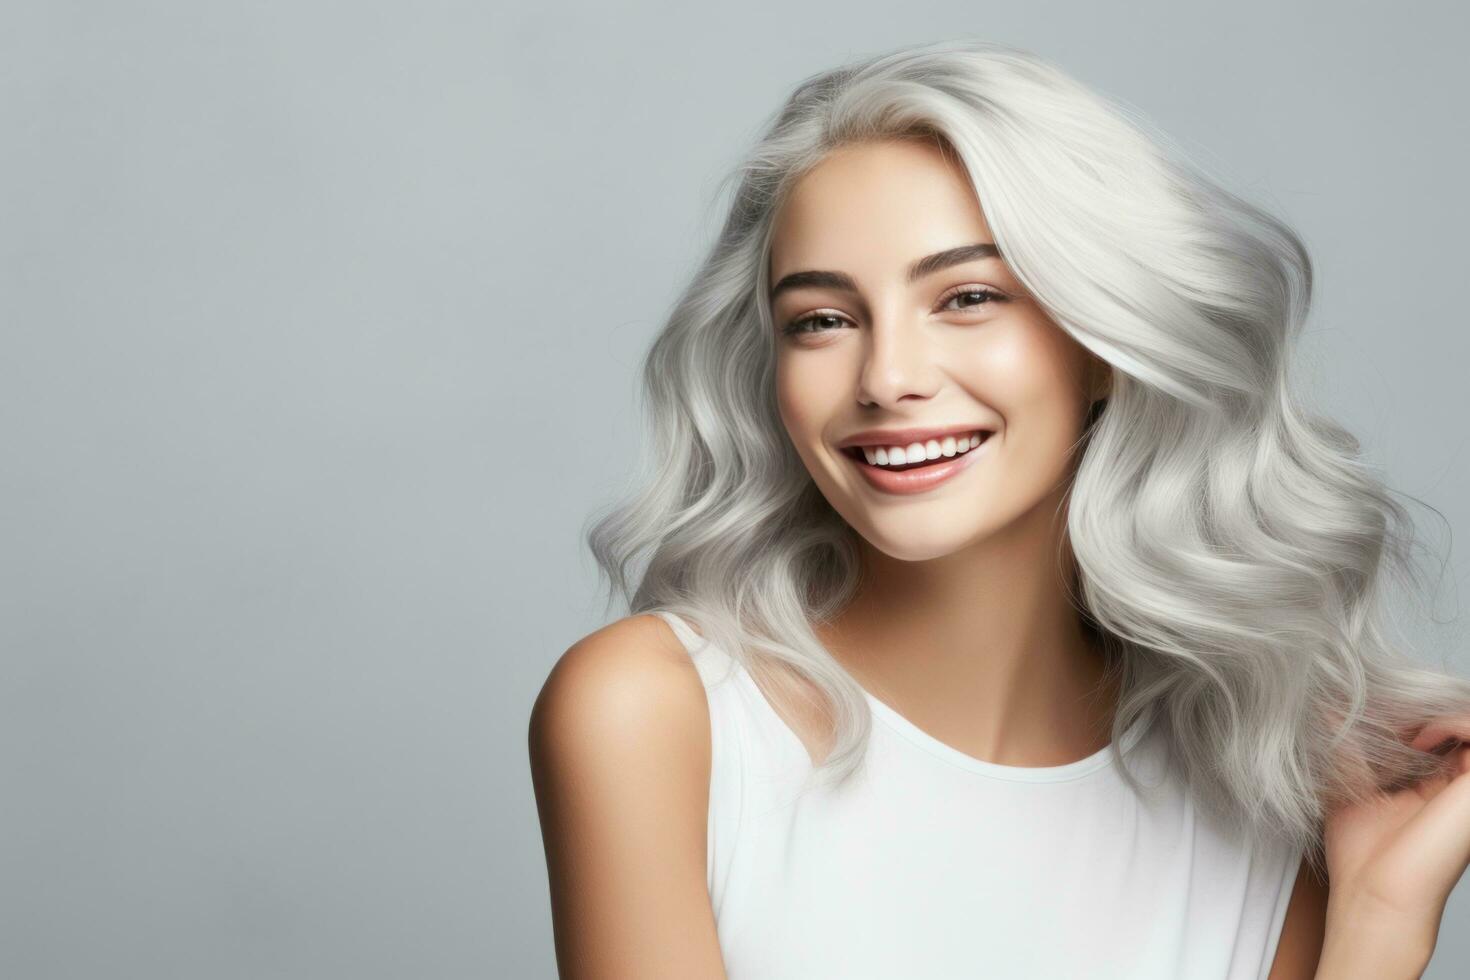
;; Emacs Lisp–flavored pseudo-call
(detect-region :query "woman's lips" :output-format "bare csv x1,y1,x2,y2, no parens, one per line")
842,433,992,495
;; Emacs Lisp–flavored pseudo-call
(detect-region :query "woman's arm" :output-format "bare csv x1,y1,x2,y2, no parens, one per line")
1268,857,1329,980
1312,893,1433,979
1252,844,1433,980
528,616,728,979
1308,714,1470,979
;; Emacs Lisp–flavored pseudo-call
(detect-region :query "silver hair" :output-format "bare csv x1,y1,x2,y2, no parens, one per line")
583,37,1470,869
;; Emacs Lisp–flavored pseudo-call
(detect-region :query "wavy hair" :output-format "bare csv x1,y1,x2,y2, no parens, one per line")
583,36,1470,869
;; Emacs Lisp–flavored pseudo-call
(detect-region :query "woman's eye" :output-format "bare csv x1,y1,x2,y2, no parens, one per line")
782,312,850,335
939,285,1007,312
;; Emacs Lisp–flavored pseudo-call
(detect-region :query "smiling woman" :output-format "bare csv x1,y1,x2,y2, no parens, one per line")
769,137,1111,557
529,37,1470,980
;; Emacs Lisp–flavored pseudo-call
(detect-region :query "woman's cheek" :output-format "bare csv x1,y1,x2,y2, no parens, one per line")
776,360,834,442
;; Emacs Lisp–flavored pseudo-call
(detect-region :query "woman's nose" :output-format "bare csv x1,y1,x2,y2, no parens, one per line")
855,312,942,408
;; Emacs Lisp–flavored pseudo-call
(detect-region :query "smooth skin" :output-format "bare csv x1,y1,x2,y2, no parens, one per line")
529,614,725,979
530,136,1330,978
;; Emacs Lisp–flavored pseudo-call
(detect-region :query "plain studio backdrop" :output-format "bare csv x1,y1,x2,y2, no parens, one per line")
3,2,1468,977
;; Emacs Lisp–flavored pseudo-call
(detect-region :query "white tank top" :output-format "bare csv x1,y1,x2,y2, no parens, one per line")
654,610,1302,980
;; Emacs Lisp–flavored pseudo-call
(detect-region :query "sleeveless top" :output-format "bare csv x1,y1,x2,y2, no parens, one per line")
653,610,1302,980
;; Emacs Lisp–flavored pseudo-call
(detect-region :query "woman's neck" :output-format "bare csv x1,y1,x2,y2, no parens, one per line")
817,512,1120,767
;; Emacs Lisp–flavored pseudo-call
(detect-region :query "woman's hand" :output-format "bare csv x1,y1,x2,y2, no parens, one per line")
1317,714,1470,975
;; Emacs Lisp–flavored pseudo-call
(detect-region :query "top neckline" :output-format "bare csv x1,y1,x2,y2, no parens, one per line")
861,688,1152,783
653,608,1152,784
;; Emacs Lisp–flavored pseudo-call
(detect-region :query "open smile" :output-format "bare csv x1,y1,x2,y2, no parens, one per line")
840,431,993,495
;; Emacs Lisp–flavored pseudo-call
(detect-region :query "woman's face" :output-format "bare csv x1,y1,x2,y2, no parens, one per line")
769,137,1110,562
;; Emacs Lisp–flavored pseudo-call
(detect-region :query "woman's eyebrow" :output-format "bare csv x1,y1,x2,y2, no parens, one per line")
769,242,1000,302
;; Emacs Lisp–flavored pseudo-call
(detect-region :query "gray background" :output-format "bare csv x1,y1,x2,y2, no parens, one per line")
3,1,1467,977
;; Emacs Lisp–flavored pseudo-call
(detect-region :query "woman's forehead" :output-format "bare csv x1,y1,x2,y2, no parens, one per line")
769,141,992,279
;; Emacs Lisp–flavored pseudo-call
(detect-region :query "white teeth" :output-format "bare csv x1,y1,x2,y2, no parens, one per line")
856,430,988,468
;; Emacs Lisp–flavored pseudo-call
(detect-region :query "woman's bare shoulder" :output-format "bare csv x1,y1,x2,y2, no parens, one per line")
527,614,724,977
535,617,705,731
529,613,708,760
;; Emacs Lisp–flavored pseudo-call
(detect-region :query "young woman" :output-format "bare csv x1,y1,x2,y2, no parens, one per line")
528,39,1470,979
